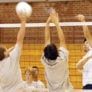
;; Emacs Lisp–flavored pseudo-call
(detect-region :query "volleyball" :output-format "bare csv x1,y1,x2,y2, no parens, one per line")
16,2,32,18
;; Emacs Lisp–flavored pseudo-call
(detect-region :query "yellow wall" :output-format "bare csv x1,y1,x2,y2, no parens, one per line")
5,44,85,89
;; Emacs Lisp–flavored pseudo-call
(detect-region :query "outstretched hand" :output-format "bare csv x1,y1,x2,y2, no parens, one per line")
50,12,59,24
76,14,85,21
17,12,27,22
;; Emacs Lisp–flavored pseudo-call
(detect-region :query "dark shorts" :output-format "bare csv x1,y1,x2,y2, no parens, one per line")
83,84,92,89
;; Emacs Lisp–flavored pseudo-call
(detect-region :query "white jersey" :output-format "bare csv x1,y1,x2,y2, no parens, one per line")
82,49,92,86
0,44,32,92
41,47,72,92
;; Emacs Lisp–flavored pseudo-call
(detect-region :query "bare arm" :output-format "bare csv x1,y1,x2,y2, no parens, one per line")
17,13,27,48
50,13,66,48
7,47,14,53
45,17,51,46
76,55,92,71
76,14,92,47
55,23,66,48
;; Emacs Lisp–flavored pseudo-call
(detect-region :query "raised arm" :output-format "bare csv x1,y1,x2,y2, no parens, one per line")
50,13,66,48
7,47,14,53
76,14,92,47
45,16,51,46
17,13,27,48
76,55,92,71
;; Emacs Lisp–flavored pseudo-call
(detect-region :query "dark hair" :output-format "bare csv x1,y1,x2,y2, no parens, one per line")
32,66,39,79
0,46,6,61
84,38,87,43
44,44,58,60
32,66,39,71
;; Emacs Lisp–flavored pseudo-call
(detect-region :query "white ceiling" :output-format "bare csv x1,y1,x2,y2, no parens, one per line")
0,0,46,3
48,0,81,1
0,0,82,3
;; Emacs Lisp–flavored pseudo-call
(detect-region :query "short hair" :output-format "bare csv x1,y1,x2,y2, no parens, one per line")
44,43,58,60
83,38,87,43
25,67,33,75
32,66,39,72
0,46,6,61
32,66,39,78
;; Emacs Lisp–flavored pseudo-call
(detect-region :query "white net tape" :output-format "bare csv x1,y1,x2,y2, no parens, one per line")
0,22,92,28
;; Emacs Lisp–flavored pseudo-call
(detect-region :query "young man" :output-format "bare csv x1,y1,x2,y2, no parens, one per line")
0,13,33,92
31,66,45,88
24,67,34,88
41,12,72,92
76,14,92,89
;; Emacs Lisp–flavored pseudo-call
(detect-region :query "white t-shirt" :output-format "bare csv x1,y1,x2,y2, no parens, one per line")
82,49,92,86
24,81,35,88
0,44,33,92
41,47,72,92
24,81,49,92
31,80,45,88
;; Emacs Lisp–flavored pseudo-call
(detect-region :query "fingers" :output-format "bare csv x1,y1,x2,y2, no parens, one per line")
46,11,59,24
20,13,27,22
17,10,27,22
50,12,59,24
50,12,58,17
